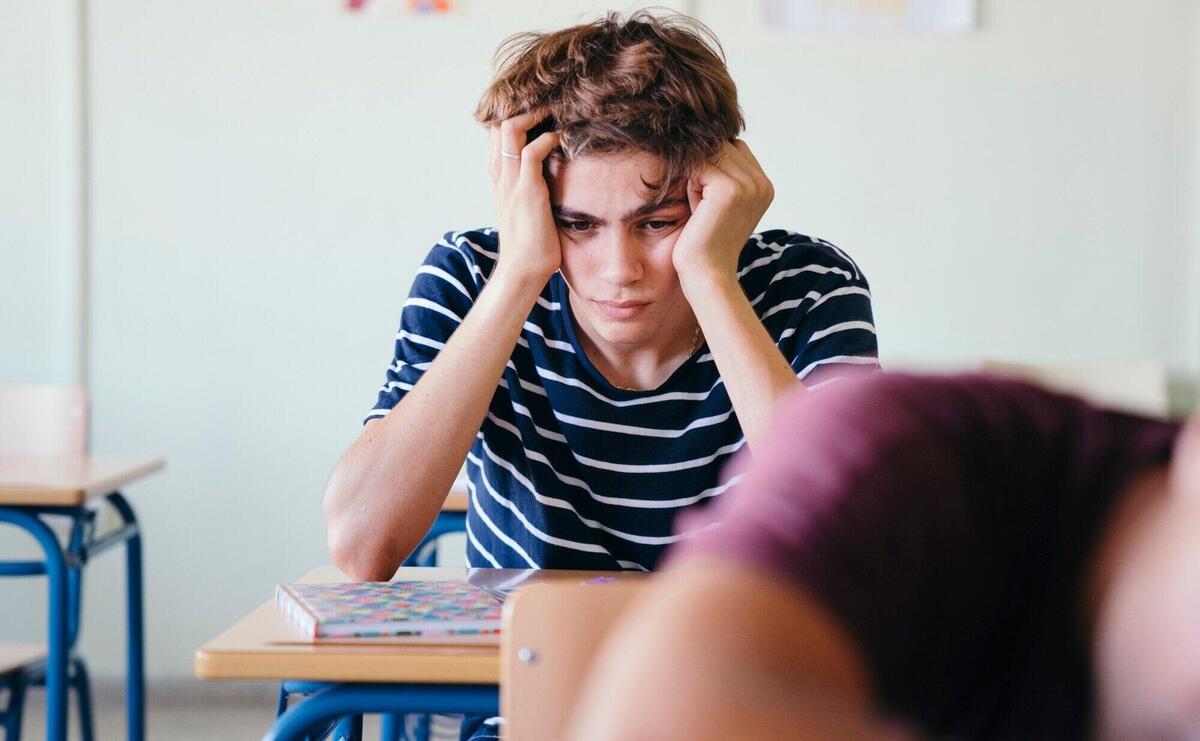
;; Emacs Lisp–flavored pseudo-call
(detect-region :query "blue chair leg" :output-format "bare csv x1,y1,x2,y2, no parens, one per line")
2,670,28,739
329,714,362,741
277,682,358,741
380,713,402,741
71,657,96,741
108,492,146,741
0,509,70,741
277,683,292,716
264,684,497,741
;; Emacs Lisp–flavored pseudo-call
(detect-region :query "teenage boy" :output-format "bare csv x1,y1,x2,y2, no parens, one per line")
323,11,878,580
570,373,1197,741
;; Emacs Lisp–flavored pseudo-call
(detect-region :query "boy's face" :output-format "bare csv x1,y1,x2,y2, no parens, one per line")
547,150,695,351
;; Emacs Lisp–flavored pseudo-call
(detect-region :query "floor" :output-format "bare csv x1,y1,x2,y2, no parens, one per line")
14,678,392,740
16,678,276,739
15,679,468,740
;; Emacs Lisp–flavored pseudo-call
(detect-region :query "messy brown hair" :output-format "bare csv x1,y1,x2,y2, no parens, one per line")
475,10,744,203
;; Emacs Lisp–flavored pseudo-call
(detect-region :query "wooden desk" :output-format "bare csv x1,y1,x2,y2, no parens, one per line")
195,567,499,684
0,454,165,506
442,489,468,512
0,643,46,676
196,566,647,740
0,453,161,741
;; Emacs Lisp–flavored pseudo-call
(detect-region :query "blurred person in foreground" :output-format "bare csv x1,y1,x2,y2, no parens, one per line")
569,373,1199,741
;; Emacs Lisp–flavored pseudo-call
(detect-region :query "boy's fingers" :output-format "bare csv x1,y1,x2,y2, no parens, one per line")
489,126,501,182
498,109,552,187
712,144,753,190
733,139,771,187
520,131,561,183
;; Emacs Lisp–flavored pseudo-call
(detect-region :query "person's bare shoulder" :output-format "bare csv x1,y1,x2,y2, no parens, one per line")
566,555,912,741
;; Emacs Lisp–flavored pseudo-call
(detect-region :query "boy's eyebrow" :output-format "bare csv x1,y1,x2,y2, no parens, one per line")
626,198,687,221
551,206,598,222
551,198,688,225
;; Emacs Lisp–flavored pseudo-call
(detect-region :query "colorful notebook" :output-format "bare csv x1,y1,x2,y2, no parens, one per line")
275,580,503,640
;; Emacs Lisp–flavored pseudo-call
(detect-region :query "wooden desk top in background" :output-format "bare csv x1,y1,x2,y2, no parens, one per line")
443,489,468,512
194,566,642,685
0,454,165,506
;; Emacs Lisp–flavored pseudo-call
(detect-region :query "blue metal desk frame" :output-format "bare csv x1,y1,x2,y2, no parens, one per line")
270,510,480,741
271,683,498,741
0,491,144,741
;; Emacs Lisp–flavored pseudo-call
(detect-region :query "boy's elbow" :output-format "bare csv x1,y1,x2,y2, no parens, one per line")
327,521,399,582
323,470,400,582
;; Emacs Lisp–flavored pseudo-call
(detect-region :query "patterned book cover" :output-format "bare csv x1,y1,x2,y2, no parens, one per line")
275,580,503,640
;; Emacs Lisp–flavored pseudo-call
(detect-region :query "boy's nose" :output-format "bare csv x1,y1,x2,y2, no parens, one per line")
601,232,643,285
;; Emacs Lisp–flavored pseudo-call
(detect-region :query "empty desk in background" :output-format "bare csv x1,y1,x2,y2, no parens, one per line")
0,453,163,741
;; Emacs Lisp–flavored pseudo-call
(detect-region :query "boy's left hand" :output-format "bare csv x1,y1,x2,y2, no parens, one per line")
672,140,774,288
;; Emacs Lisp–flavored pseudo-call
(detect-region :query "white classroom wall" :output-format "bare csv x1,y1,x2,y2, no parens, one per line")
0,0,82,385
1191,6,1200,376
1,0,1198,678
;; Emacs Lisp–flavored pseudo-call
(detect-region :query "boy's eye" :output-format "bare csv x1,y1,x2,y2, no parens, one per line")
558,220,593,233
642,220,676,232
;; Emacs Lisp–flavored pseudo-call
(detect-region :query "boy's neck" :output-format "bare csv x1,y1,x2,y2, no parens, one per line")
572,308,700,392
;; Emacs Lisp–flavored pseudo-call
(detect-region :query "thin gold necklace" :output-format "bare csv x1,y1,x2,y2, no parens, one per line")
614,324,703,392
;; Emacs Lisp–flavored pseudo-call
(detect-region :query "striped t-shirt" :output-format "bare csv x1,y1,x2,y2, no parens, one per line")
367,227,879,571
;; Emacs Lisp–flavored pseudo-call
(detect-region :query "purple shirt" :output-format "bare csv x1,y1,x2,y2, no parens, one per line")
673,373,1180,739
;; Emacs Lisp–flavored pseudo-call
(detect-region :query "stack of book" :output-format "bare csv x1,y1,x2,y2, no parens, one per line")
275,579,503,641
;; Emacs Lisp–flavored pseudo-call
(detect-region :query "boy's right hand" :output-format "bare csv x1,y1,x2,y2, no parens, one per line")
489,110,563,287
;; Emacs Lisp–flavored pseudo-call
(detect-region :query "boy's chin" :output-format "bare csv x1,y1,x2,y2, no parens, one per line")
593,321,654,347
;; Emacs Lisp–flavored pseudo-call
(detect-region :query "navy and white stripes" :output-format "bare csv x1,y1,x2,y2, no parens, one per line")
368,228,879,570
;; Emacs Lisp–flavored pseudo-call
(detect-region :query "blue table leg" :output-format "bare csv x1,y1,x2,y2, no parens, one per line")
263,684,497,741
71,657,95,741
2,670,28,739
330,713,362,741
107,493,145,741
379,713,404,741
0,509,70,741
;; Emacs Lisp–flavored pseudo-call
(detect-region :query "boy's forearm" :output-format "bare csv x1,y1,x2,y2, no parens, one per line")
680,270,803,451
323,267,549,580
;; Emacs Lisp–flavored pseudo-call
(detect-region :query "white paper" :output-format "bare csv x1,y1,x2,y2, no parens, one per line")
763,0,977,33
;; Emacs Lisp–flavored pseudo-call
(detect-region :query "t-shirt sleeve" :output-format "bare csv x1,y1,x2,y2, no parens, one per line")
758,235,879,388
364,233,482,423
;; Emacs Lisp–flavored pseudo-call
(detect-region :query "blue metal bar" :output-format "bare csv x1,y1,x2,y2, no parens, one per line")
276,684,291,717
423,512,466,542
81,523,138,560
263,684,498,741
280,680,336,698
71,657,96,741
277,682,366,740
105,492,145,741
0,560,49,576
1,670,28,739
66,512,91,648
0,509,70,741
330,714,362,741
402,511,467,568
379,713,402,741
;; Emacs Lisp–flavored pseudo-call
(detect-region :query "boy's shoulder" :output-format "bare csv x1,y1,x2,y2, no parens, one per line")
431,227,499,262
421,227,500,279
736,229,865,291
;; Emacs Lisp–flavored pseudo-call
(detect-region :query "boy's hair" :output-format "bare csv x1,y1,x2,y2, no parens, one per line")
475,10,744,203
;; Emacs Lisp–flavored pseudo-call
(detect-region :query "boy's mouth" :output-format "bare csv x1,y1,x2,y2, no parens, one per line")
593,300,649,320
